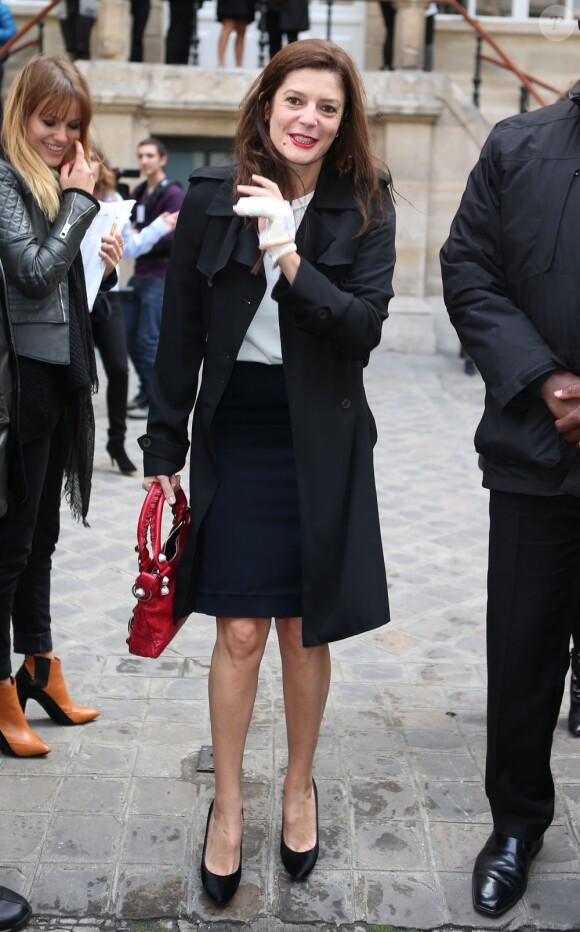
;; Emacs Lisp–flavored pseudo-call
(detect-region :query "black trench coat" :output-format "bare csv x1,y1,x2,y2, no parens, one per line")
139,162,396,646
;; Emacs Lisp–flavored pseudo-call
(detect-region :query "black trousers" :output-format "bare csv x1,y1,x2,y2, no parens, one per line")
59,0,95,59
91,294,129,448
486,490,580,840
379,1,395,70
0,424,67,679
265,10,297,59
165,0,195,64
130,0,151,61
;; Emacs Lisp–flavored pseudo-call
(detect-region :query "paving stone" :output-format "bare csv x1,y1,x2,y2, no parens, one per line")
32,867,111,915
350,777,419,822
353,820,428,871
130,778,198,816
114,868,188,918
275,870,355,924
123,817,189,864
43,813,123,862
53,776,127,813
355,870,445,928
422,779,490,822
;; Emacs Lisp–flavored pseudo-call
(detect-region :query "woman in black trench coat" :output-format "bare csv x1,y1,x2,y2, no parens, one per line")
139,39,395,904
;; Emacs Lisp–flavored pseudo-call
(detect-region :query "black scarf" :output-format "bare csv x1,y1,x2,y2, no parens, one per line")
61,254,98,526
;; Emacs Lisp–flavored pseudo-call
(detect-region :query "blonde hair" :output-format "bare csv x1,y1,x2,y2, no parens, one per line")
2,56,93,220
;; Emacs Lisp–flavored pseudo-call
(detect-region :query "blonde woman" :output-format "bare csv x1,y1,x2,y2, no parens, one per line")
0,56,122,757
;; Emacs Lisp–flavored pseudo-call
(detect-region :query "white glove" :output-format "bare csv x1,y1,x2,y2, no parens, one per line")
234,195,297,267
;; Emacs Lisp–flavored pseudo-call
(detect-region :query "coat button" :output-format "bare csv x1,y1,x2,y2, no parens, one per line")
207,278,213,287
317,308,329,320
141,436,152,448
341,399,351,409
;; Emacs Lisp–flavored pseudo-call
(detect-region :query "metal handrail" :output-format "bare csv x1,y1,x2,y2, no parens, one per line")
436,0,546,107
0,0,62,60
479,54,561,96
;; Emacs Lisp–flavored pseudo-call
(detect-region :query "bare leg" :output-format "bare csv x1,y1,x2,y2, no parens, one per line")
217,19,235,67
234,20,247,67
205,616,271,874
275,616,330,851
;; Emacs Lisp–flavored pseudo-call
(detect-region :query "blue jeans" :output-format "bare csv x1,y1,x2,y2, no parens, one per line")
124,275,166,401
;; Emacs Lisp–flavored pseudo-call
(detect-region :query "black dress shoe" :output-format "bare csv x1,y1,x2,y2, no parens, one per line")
200,801,242,905
0,886,31,932
472,830,543,917
280,778,319,880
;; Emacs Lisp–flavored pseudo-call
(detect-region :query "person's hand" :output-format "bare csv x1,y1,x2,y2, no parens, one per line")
235,174,297,266
160,211,179,232
142,474,181,504
59,139,95,195
550,379,580,445
100,231,123,279
540,370,580,444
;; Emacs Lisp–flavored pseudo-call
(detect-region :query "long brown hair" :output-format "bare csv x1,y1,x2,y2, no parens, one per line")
234,39,390,232
89,138,118,200
2,56,93,220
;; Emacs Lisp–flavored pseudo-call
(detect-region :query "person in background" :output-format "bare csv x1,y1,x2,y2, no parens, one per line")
0,55,122,758
165,0,196,64
379,0,395,70
124,136,183,419
441,68,580,918
217,0,255,68
140,38,395,905
263,0,309,59
0,885,30,932
89,140,179,474
58,0,98,60
128,0,150,61
424,2,437,71
0,1,17,125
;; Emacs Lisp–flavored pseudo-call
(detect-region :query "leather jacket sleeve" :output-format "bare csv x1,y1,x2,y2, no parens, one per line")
0,162,99,299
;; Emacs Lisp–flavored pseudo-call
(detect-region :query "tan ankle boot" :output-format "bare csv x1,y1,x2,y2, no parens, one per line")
15,656,99,726
0,677,51,756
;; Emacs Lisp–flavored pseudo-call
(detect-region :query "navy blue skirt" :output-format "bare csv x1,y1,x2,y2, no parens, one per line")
195,362,303,618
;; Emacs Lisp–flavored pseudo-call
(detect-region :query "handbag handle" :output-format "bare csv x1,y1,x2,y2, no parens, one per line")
137,481,189,574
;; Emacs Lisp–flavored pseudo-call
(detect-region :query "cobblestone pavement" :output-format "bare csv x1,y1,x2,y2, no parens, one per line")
2,350,579,931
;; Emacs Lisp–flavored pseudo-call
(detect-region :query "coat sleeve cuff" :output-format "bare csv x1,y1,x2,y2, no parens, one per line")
138,432,188,476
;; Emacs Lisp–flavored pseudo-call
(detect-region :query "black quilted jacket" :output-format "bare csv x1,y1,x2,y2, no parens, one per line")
0,160,98,365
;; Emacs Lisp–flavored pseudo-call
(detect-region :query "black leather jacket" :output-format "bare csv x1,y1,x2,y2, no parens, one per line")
0,160,99,364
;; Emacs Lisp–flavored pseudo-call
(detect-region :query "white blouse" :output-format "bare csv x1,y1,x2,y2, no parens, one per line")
237,191,314,365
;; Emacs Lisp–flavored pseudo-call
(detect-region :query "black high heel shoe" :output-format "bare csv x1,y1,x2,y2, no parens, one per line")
200,801,242,905
106,442,137,475
280,779,319,880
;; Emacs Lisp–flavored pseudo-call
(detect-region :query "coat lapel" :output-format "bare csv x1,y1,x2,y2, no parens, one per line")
196,174,261,279
196,162,363,278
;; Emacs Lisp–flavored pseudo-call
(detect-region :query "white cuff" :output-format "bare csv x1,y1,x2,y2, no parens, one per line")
269,241,297,268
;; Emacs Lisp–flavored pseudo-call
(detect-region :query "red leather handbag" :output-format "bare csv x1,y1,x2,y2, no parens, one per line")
127,481,191,658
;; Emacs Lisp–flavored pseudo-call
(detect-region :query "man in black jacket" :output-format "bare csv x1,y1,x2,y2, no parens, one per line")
441,76,580,918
